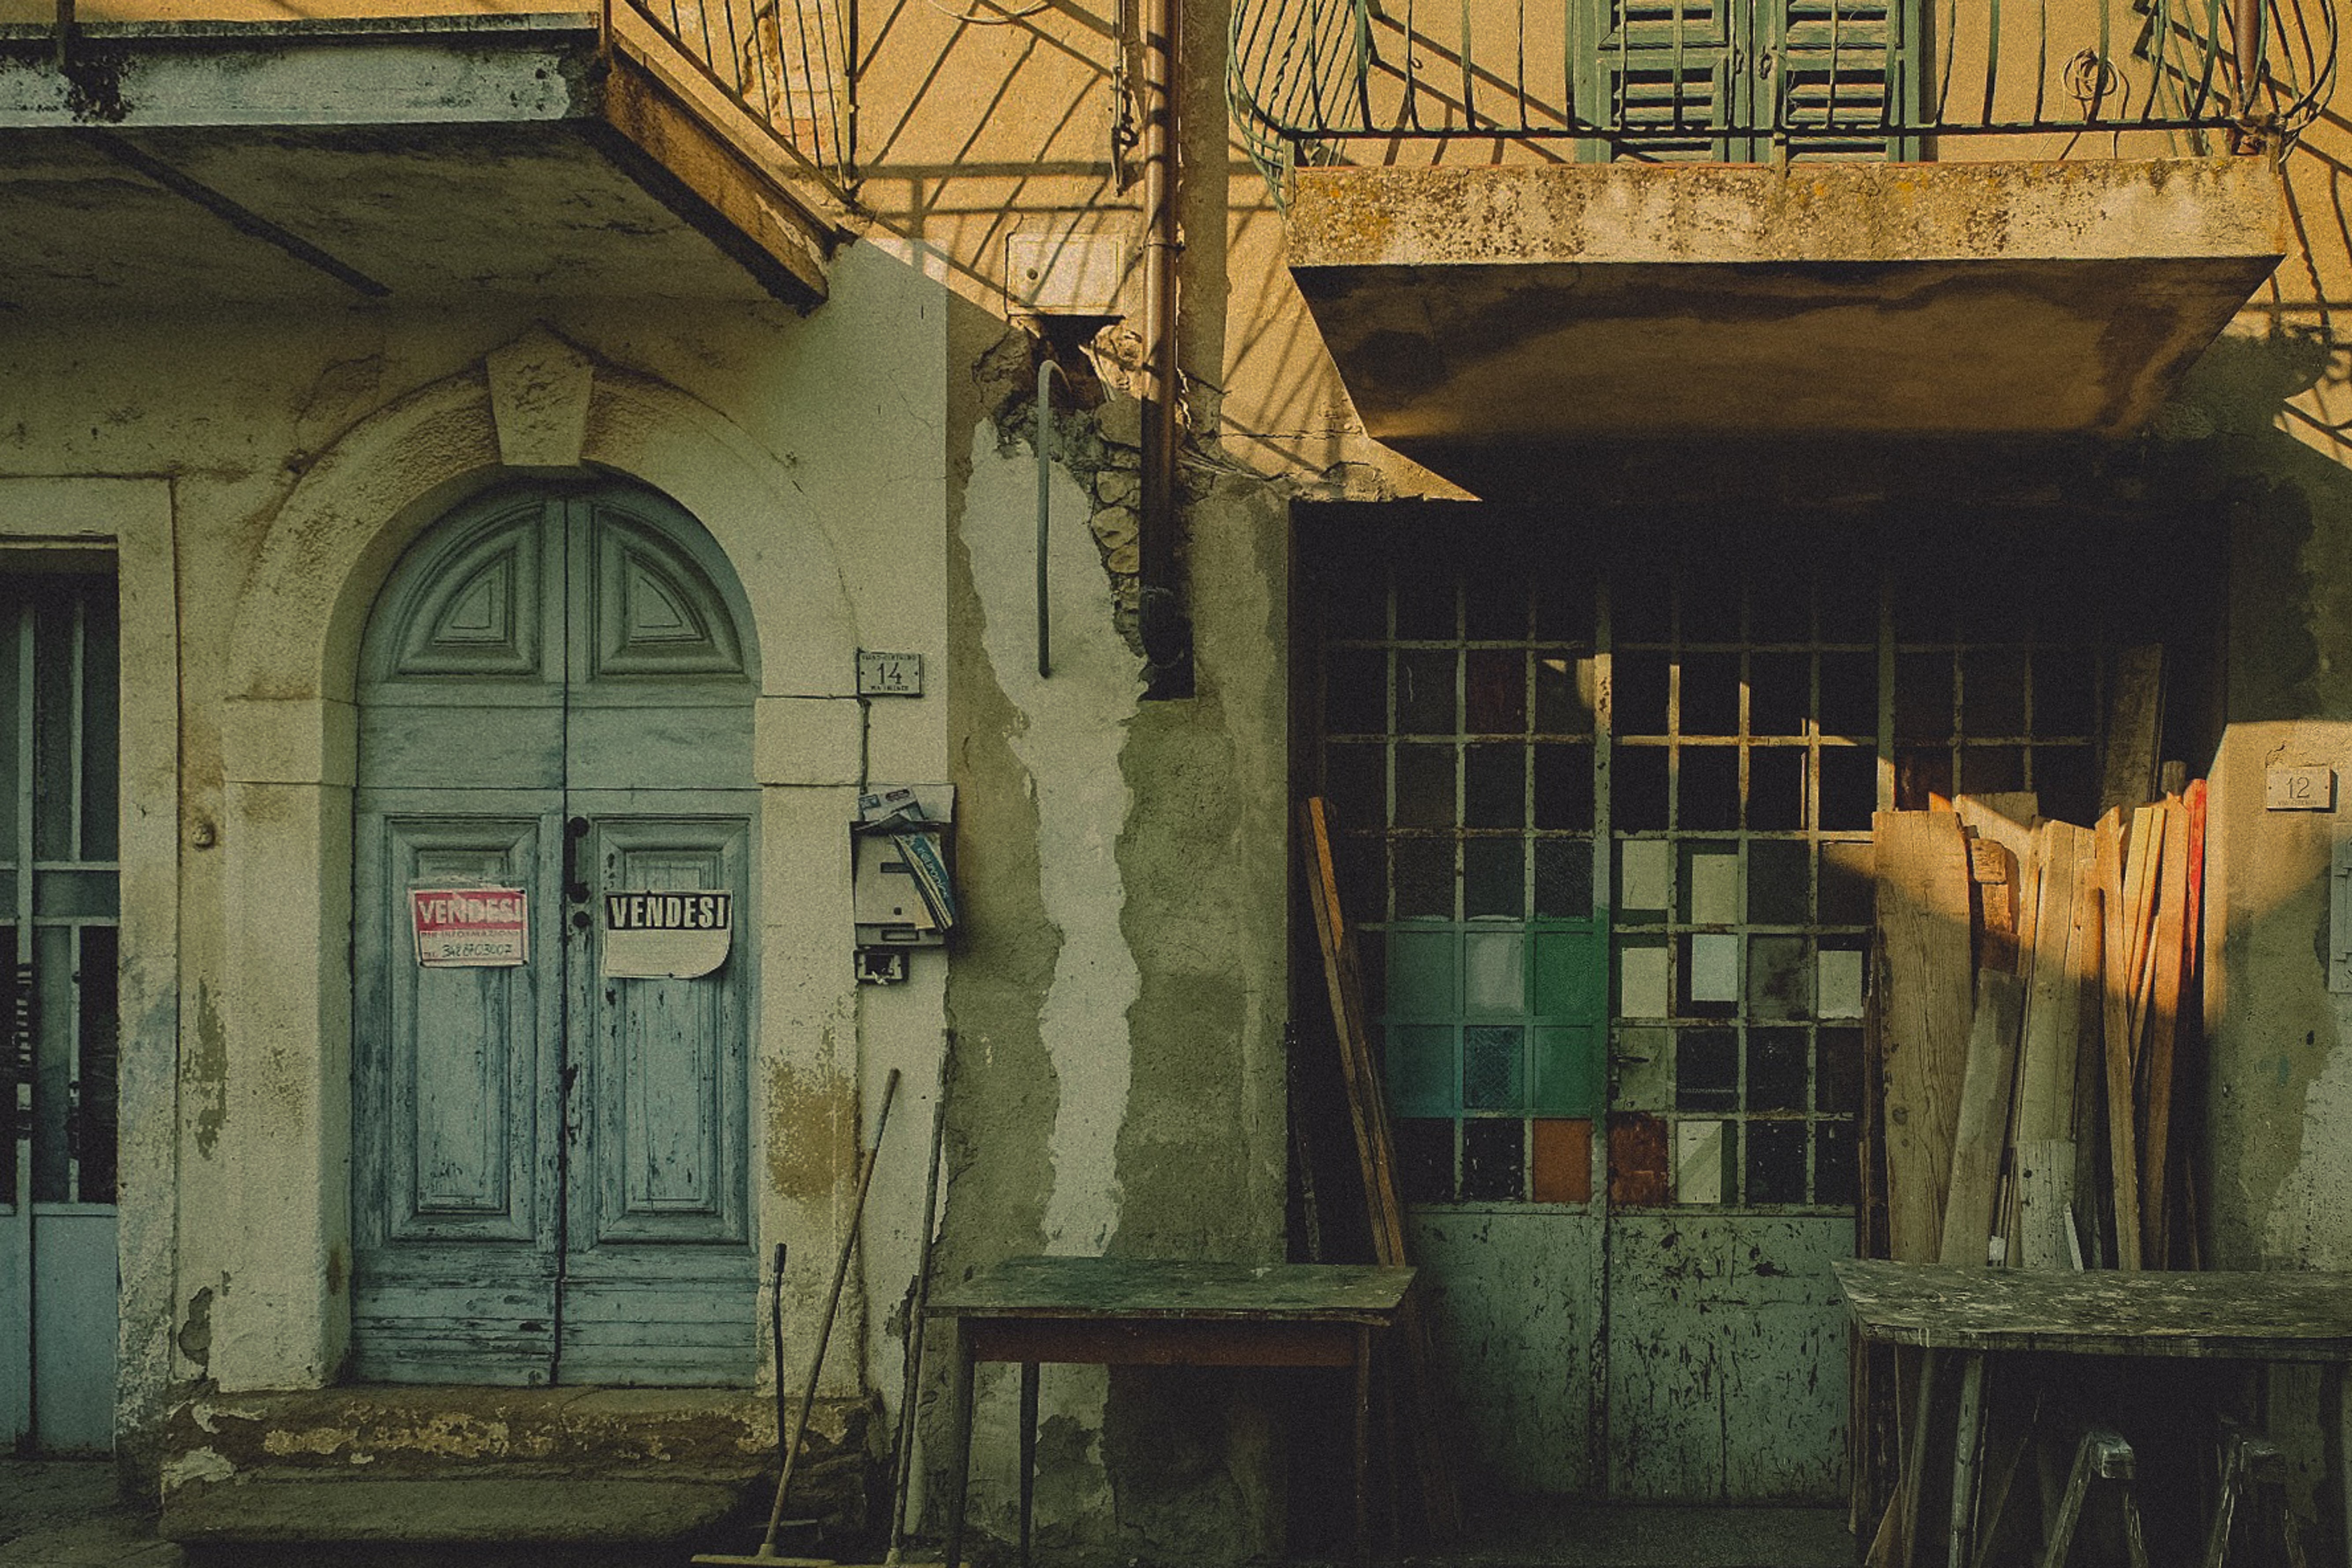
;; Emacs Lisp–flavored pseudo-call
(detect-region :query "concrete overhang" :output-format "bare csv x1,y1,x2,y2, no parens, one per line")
0,13,843,310
1287,157,2289,471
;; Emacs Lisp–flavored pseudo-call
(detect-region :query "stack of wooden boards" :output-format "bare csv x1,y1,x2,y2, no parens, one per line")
1873,786,2206,1280
1861,785,2208,1558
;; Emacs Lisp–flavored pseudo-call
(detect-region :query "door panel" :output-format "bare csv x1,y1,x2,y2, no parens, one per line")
353,485,757,1388
356,813,561,1248
0,579,122,1453
1409,1210,1601,1498
558,811,755,1386
350,808,563,1383
573,813,752,1248
1604,1216,1850,1502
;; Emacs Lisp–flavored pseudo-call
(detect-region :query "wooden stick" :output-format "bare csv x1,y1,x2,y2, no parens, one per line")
1298,796,1458,1539
2140,797,2192,1267
1299,797,1406,1268
2121,805,2164,1040
2097,811,2143,1269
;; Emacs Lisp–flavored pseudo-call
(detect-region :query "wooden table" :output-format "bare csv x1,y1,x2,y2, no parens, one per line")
927,1256,1416,1568
1836,1260,2352,1567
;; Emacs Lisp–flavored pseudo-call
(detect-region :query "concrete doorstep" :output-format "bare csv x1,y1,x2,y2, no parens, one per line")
1,1464,1856,1568
0,1460,181,1568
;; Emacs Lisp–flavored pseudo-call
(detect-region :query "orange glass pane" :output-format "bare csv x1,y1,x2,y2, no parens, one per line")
1531,1118,1591,1204
1609,1112,1670,1207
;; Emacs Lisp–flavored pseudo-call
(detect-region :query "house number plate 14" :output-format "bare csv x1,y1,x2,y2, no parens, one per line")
859,651,924,696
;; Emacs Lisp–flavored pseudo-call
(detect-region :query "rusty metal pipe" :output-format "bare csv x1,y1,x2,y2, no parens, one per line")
1137,0,1192,696
2234,0,2261,102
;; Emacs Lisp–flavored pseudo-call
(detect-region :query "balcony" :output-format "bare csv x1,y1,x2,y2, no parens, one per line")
1229,0,2333,474
0,8,854,310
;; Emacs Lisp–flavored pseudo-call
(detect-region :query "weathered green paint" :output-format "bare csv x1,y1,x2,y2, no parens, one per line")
351,483,759,1386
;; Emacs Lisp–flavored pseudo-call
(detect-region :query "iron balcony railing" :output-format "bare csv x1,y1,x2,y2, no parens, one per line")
608,0,857,198
1229,0,2339,193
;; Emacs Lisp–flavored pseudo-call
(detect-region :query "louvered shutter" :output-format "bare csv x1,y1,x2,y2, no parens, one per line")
1581,0,1917,160
1587,0,1751,160
1772,0,1917,158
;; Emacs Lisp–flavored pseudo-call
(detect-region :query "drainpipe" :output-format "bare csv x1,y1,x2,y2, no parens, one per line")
1137,0,1194,698
2232,0,2266,150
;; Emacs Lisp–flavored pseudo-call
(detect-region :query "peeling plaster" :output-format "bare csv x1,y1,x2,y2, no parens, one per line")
961,423,1141,1257
2264,1016,2352,1267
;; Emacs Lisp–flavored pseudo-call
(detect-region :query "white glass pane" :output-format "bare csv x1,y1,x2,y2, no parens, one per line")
1462,931,1525,1016
1817,947,1865,1018
1676,1119,1725,1204
1620,942,1670,1018
1686,847,1740,924
1689,933,1740,1003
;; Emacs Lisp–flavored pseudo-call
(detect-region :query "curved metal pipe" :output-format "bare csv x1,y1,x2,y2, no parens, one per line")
1037,356,1065,679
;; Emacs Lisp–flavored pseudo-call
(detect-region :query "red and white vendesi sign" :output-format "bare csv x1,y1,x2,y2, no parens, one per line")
411,887,530,967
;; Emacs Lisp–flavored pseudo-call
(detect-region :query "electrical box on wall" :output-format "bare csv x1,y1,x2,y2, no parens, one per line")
854,785,954,983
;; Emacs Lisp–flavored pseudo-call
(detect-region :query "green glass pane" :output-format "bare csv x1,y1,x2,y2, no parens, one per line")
1463,1025,1524,1110
1386,1024,1454,1116
1533,927,1604,1021
1531,1026,1599,1116
1387,929,1457,1016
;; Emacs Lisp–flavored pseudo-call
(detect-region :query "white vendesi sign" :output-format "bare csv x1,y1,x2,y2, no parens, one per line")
603,890,733,980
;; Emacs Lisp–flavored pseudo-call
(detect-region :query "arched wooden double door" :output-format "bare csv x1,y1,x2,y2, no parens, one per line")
351,482,758,1386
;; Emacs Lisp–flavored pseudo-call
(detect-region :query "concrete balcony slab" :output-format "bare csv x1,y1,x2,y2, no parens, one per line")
0,14,836,309
1286,158,2288,468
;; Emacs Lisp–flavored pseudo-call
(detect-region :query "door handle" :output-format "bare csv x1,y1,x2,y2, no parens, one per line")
564,816,591,903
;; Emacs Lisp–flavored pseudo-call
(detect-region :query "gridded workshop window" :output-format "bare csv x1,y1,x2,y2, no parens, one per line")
1316,543,1608,1207
1307,520,2107,1216
1604,538,1878,1213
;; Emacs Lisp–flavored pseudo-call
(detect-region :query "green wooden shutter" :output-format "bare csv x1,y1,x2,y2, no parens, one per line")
1771,0,1918,159
1580,0,1918,161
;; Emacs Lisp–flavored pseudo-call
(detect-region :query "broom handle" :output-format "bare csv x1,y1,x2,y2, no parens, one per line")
762,1066,901,1553
890,1039,955,1557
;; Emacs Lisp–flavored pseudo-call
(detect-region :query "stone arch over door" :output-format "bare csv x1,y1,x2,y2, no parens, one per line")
213,345,865,1394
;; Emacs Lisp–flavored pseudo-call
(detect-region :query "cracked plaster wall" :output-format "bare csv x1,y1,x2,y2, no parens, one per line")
0,239,965,1485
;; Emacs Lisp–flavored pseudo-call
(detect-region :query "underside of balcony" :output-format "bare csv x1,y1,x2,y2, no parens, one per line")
1286,157,2289,473
0,13,842,311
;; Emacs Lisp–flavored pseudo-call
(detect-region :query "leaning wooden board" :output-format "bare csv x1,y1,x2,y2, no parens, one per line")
1836,1260,2352,1361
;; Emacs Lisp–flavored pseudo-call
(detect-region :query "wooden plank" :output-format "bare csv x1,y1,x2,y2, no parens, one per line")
2015,1137,2078,1271
1298,797,1458,1538
2099,645,2165,819
1956,793,2039,979
1939,970,2025,1268
2122,804,2167,1044
1835,1260,2352,1361
1299,796,1407,1268
1873,811,1976,1264
2139,797,2192,1268
2097,811,2143,1271
2016,823,2085,1146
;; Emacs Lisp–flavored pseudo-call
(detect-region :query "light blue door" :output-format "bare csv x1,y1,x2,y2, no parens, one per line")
0,575,121,1453
351,485,758,1386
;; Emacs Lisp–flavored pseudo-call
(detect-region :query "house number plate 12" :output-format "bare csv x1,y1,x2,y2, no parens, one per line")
859,651,924,696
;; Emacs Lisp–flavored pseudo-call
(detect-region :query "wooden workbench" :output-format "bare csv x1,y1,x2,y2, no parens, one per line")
928,1257,1417,1568
1836,1260,2352,1566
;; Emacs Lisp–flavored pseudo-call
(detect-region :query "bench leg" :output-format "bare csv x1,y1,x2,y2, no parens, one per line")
2042,1427,2135,1568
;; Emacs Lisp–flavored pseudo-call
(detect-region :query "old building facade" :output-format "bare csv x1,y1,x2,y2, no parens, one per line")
1,0,2350,1558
